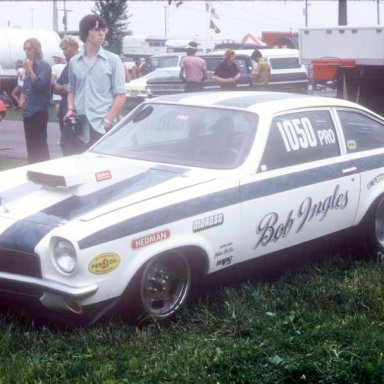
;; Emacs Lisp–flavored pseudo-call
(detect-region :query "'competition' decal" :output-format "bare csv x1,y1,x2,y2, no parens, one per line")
254,184,348,249
193,213,224,232
367,174,384,190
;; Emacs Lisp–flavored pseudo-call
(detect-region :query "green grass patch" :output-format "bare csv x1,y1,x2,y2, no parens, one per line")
0,258,382,382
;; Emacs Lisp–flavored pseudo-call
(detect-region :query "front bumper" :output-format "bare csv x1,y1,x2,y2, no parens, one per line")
0,271,98,314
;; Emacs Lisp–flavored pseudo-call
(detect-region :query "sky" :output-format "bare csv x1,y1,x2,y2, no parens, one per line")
0,0,382,41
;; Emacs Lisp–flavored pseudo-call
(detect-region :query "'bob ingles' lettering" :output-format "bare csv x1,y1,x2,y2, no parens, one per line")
254,185,348,249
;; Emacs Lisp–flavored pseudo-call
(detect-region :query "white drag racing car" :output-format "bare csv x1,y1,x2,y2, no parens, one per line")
1,91,384,323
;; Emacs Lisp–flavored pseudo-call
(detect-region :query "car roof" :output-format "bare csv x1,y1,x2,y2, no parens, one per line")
147,91,371,114
201,48,299,58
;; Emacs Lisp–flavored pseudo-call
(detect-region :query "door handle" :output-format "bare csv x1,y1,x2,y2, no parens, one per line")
342,167,357,174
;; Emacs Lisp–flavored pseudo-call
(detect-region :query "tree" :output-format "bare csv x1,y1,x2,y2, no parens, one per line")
93,0,129,55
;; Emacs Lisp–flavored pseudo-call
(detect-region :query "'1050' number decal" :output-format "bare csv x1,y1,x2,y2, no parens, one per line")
277,117,336,152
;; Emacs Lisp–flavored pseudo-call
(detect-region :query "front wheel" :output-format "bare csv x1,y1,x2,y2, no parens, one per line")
139,251,191,320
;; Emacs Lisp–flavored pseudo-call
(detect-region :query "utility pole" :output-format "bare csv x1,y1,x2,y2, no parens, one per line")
30,8,34,28
53,0,58,32
61,0,73,34
164,6,168,37
377,0,381,25
338,0,347,25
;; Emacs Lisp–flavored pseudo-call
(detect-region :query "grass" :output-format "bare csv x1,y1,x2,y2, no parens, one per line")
0,258,381,383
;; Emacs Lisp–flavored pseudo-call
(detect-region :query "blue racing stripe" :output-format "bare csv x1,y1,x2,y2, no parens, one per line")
78,157,364,250
0,168,184,253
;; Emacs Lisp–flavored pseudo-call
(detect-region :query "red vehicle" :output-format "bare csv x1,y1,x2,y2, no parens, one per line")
0,100,6,122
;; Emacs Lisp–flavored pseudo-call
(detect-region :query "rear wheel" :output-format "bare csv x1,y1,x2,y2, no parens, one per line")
373,197,384,262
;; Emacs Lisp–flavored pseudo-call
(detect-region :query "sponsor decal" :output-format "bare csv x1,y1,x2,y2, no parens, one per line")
131,229,171,249
347,140,357,151
277,117,336,152
367,174,384,190
193,213,224,232
254,184,349,249
216,256,233,267
215,242,234,267
88,252,120,274
95,170,112,182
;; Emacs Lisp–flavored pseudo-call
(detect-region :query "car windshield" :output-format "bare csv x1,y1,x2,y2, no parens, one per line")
92,103,258,169
151,56,182,68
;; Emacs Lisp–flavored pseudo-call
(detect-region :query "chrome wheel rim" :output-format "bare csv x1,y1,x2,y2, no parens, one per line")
140,253,191,319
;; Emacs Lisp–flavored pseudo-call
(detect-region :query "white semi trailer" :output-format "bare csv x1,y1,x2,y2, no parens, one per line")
299,26,384,115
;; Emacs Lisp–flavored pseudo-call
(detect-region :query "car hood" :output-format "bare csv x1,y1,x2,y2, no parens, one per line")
0,153,215,225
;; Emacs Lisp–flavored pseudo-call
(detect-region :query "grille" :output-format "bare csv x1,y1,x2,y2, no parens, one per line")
0,248,42,278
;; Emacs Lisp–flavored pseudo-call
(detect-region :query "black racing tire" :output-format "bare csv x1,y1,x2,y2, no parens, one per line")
140,251,191,320
373,196,384,262
122,250,192,324
363,196,384,263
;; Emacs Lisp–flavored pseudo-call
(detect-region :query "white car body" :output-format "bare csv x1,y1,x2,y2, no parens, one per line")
125,67,180,100
1,91,384,323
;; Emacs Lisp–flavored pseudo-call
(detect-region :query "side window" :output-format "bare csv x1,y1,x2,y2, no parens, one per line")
338,110,384,153
260,110,340,171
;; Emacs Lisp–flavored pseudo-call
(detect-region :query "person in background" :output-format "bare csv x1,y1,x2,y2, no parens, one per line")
19,37,51,164
179,41,207,92
212,49,240,90
140,57,154,76
51,51,67,113
11,60,25,108
251,49,271,90
65,14,126,151
53,36,79,155
130,60,141,79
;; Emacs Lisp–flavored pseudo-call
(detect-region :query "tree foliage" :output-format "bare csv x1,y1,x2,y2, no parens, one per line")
93,0,129,55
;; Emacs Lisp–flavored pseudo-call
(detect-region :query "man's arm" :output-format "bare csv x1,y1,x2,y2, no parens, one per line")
102,93,126,130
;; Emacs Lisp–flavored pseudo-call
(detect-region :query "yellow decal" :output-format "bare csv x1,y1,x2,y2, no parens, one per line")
88,253,120,274
347,140,357,151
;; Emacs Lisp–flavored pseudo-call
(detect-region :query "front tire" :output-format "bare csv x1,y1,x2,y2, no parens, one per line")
139,251,191,321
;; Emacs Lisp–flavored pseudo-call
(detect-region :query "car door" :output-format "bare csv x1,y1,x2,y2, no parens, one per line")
336,108,384,223
238,108,360,262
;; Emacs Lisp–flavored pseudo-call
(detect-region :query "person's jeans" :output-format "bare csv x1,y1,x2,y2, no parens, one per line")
23,110,50,164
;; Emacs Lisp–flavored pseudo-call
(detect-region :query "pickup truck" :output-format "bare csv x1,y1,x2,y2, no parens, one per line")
146,49,309,98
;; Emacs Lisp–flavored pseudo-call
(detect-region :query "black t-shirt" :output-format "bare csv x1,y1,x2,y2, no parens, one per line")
214,61,239,79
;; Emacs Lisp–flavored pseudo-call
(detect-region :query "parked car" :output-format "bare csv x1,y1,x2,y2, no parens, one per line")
0,99,6,121
150,53,185,69
0,92,383,324
146,48,309,97
126,67,180,100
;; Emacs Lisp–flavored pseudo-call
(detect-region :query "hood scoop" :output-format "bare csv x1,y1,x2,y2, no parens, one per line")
27,170,85,188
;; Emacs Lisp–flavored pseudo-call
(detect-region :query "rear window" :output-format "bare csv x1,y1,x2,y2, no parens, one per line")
151,55,183,69
269,57,301,70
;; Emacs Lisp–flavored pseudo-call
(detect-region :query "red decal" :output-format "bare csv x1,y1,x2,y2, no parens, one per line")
95,170,112,182
131,229,171,249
